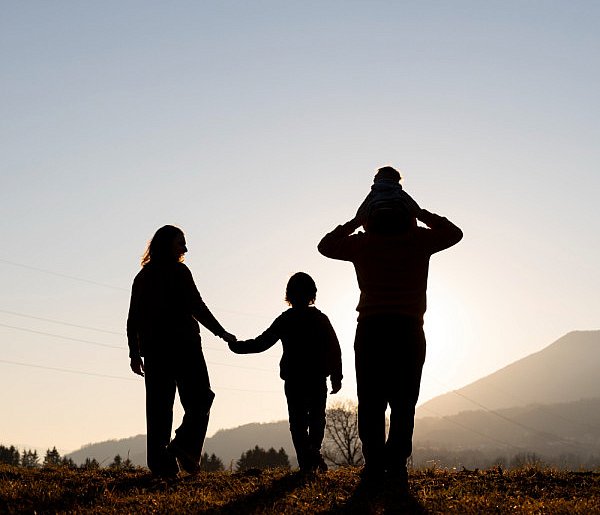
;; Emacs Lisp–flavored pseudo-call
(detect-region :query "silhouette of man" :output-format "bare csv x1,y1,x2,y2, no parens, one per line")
318,193,462,485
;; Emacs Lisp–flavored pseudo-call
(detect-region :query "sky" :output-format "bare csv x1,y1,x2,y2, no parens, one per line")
1,1,599,455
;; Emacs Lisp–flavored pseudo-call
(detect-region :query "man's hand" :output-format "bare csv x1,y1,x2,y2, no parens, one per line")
221,331,237,344
345,216,363,232
330,377,342,394
130,356,145,377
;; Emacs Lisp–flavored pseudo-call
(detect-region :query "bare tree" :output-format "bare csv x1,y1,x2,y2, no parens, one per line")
323,400,364,467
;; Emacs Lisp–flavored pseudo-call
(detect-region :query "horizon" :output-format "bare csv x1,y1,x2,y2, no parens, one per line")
7,328,599,457
2,2,599,454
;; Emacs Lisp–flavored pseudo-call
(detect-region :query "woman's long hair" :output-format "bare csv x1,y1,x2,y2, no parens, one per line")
141,225,184,267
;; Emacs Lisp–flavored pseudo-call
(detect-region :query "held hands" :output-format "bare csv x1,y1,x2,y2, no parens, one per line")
130,356,145,377
221,331,237,344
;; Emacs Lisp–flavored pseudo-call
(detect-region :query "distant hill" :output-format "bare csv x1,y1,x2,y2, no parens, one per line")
67,331,600,469
205,421,294,470
66,421,294,468
417,330,600,418
414,397,600,455
66,434,147,467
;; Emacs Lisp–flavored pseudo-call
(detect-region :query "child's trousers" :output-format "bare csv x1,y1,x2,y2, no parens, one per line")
284,377,328,469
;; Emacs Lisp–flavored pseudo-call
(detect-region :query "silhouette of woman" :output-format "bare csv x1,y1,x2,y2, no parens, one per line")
127,225,236,477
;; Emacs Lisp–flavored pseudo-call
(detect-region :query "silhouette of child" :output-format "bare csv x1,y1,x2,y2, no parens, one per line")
228,272,342,472
356,166,420,225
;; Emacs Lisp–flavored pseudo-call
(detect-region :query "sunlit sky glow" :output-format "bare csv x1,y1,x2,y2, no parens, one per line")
1,1,599,453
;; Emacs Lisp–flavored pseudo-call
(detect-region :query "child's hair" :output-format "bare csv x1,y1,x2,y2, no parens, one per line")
141,225,184,266
285,272,317,307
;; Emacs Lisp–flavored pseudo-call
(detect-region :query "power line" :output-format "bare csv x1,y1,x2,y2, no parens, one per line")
448,376,600,433
7,259,593,433
447,390,589,450
0,322,274,372
418,405,523,452
422,372,597,447
0,308,232,353
0,322,122,349
0,358,137,381
0,258,127,291
0,358,280,393
0,309,123,335
0,258,270,319
2,300,596,437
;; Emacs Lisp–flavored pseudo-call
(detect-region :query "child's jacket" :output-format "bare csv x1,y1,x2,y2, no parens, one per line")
229,307,342,383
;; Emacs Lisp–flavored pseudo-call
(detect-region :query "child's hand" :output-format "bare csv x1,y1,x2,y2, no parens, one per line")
228,341,242,353
330,378,342,394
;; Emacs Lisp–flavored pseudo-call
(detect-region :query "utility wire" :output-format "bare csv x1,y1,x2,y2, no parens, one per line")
3,259,596,437
0,358,137,381
418,405,523,452
0,308,232,353
0,358,280,393
422,372,600,442
0,258,127,291
4,306,598,435
0,258,269,319
449,377,600,433
0,322,122,349
0,322,274,372
446,389,590,451
0,309,123,335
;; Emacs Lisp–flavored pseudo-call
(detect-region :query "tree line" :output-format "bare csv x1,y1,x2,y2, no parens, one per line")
0,445,133,470
0,443,290,473
6,402,591,472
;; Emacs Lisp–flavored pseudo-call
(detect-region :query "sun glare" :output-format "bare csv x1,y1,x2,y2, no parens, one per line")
423,282,470,389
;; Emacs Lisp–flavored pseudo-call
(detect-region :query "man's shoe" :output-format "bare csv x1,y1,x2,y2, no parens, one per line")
167,440,200,475
315,455,328,472
385,467,409,493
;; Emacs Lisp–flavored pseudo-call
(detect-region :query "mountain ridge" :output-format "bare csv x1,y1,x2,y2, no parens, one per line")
65,330,600,468
416,330,600,418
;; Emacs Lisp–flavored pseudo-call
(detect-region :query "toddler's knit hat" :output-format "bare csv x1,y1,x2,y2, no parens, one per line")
374,166,401,183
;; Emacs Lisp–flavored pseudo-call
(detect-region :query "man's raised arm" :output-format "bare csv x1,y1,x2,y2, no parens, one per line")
317,217,362,261
417,209,463,253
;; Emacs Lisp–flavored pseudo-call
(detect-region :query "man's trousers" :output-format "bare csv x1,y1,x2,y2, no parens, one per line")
354,314,426,475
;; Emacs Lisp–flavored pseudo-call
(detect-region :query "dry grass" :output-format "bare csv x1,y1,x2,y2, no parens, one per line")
1,465,599,514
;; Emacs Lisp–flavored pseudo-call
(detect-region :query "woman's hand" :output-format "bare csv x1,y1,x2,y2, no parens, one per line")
130,356,145,377
330,377,342,394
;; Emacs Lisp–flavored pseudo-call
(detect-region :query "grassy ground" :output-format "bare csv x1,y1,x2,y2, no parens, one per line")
1,465,599,514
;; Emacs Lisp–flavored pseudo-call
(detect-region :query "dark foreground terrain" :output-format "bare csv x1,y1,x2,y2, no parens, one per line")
1,465,598,514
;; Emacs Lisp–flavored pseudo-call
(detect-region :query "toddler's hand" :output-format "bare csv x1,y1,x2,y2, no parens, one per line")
399,190,421,216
